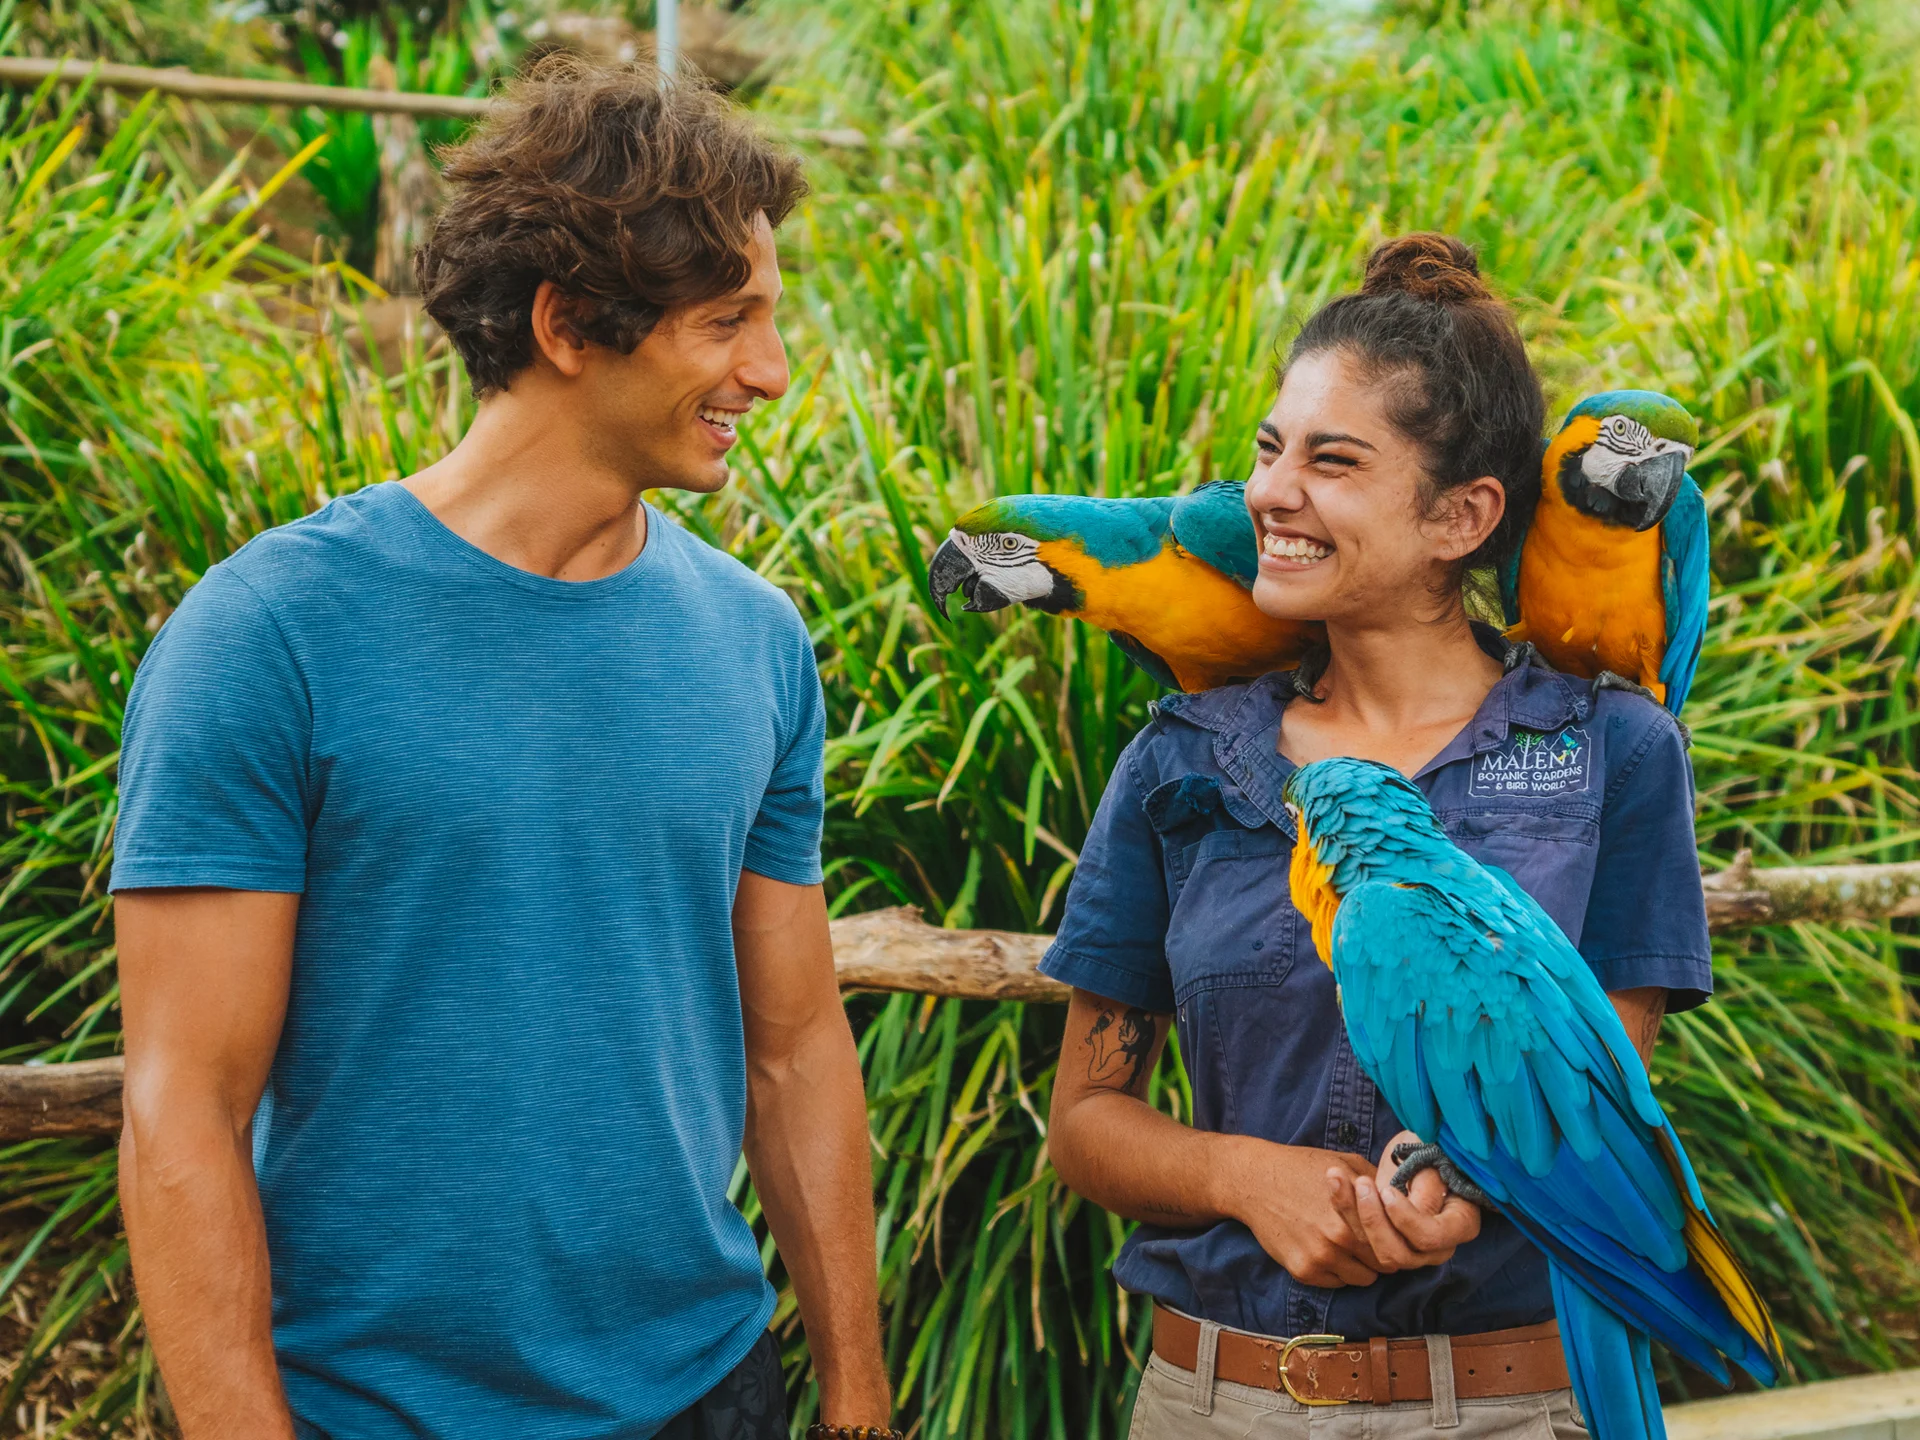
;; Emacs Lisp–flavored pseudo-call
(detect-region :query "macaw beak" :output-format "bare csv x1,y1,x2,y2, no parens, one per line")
1600,450,1688,532
927,536,1012,617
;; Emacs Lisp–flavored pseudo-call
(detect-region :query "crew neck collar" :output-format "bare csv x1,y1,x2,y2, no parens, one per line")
379,482,661,600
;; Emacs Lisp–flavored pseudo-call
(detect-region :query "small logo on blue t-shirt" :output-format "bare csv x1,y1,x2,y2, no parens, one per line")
1469,726,1592,798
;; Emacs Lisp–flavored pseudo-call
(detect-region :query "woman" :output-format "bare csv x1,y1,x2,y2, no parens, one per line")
1041,235,1712,1437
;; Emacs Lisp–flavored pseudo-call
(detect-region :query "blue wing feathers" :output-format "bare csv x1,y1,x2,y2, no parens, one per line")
1396,1015,1439,1138
1483,1060,1558,1177
1552,1264,1667,1440
1328,844,1778,1439
1452,1144,1738,1384
1169,481,1259,587
1529,1039,1601,1160
1659,476,1709,715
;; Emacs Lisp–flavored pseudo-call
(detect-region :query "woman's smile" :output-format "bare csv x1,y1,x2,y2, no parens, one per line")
1260,527,1335,569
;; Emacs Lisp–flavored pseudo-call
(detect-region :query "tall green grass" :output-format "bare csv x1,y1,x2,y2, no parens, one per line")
2,0,1919,1430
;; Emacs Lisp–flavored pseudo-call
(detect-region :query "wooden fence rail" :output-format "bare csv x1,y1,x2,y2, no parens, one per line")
0,55,878,147
2,854,1914,1143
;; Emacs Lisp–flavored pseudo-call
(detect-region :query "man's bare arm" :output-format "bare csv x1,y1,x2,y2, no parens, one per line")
733,873,890,1426
117,888,300,1440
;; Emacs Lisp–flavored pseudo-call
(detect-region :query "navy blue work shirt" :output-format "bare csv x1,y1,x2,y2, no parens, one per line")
1038,629,1714,1339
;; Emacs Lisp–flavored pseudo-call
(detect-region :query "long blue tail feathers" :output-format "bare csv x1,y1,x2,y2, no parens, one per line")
1551,1260,1666,1440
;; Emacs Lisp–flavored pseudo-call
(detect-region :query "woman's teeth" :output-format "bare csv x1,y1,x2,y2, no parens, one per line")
698,406,743,434
1263,534,1333,563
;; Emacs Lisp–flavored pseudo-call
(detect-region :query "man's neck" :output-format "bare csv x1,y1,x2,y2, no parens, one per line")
403,392,649,583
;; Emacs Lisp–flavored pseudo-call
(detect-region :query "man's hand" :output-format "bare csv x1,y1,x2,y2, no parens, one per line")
1219,1139,1384,1288
1325,1128,1482,1274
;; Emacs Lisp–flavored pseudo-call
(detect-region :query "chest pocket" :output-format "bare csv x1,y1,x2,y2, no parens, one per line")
1145,774,1296,999
1443,808,1600,946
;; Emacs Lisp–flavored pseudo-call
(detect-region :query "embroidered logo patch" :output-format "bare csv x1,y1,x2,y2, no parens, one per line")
1469,726,1592,799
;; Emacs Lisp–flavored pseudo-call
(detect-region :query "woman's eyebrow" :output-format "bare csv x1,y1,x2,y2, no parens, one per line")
1257,421,1281,442
1305,430,1376,451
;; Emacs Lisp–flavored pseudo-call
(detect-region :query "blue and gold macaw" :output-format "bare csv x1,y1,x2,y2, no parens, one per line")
1284,757,1782,1440
1501,390,1708,715
926,481,1318,693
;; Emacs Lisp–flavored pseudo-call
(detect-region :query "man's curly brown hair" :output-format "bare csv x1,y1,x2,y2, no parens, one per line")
415,55,808,397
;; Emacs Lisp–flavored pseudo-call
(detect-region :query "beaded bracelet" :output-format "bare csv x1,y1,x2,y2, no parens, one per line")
804,1426,905,1440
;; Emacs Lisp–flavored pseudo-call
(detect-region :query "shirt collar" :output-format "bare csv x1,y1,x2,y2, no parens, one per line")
1149,624,1591,829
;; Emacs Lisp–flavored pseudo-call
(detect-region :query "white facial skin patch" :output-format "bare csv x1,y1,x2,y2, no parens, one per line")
946,529,1058,603
1583,416,1694,494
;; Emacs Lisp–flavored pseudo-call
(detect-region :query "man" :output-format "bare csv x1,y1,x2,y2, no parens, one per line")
112,57,894,1439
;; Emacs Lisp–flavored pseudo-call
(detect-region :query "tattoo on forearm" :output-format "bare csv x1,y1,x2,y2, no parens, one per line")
1086,1005,1156,1095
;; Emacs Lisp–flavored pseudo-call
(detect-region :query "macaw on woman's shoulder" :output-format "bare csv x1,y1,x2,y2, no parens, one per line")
1500,390,1708,715
926,481,1319,693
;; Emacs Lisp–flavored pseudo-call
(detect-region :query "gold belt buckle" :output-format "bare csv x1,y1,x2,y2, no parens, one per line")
1278,1332,1349,1406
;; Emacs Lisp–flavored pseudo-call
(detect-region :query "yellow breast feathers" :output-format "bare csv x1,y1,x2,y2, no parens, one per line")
1512,417,1669,700
1037,539,1313,692
1289,830,1341,968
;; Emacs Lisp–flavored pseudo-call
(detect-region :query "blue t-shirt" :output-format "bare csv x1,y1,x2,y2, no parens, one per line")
110,482,827,1439
1038,628,1713,1339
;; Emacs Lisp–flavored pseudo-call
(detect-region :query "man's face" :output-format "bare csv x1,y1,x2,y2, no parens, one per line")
579,211,790,494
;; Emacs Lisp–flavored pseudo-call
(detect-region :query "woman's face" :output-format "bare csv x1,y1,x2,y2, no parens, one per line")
1244,347,1502,624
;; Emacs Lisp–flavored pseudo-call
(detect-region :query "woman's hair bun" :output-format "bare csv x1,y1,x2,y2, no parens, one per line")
1360,233,1490,304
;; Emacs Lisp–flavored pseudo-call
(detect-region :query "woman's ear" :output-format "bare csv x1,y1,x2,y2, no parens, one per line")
1433,476,1506,562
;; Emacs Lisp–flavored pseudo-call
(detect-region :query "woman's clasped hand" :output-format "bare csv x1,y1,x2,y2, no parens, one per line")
1217,1129,1481,1289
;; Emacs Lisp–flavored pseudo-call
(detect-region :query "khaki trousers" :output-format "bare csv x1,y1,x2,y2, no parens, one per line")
1128,1346,1591,1440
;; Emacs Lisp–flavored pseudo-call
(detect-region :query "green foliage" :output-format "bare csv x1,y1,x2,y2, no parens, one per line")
284,2,507,271
1,0,1918,1432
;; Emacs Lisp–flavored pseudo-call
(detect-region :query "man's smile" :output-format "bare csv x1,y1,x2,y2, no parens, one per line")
698,404,751,447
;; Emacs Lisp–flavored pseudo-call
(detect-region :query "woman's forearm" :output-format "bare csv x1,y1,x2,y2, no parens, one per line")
1045,988,1382,1287
1048,1088,1248,1227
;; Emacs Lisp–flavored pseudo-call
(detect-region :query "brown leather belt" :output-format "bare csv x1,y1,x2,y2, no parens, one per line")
1152,1303,1569,1405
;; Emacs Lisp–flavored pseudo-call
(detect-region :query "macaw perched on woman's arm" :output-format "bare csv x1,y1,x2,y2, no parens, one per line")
1501,390,1708,715
1284,757,1782,1440
926,481,1320,692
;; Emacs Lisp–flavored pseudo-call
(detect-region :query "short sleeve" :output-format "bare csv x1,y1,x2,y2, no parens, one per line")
1038,738,1175,1012
110,565,312,893
741,610,826,887
1580,713,1713,1011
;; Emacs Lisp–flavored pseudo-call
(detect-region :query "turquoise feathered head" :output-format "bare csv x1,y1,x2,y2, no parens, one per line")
1283,757,1454,964
1554,389,1699,532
